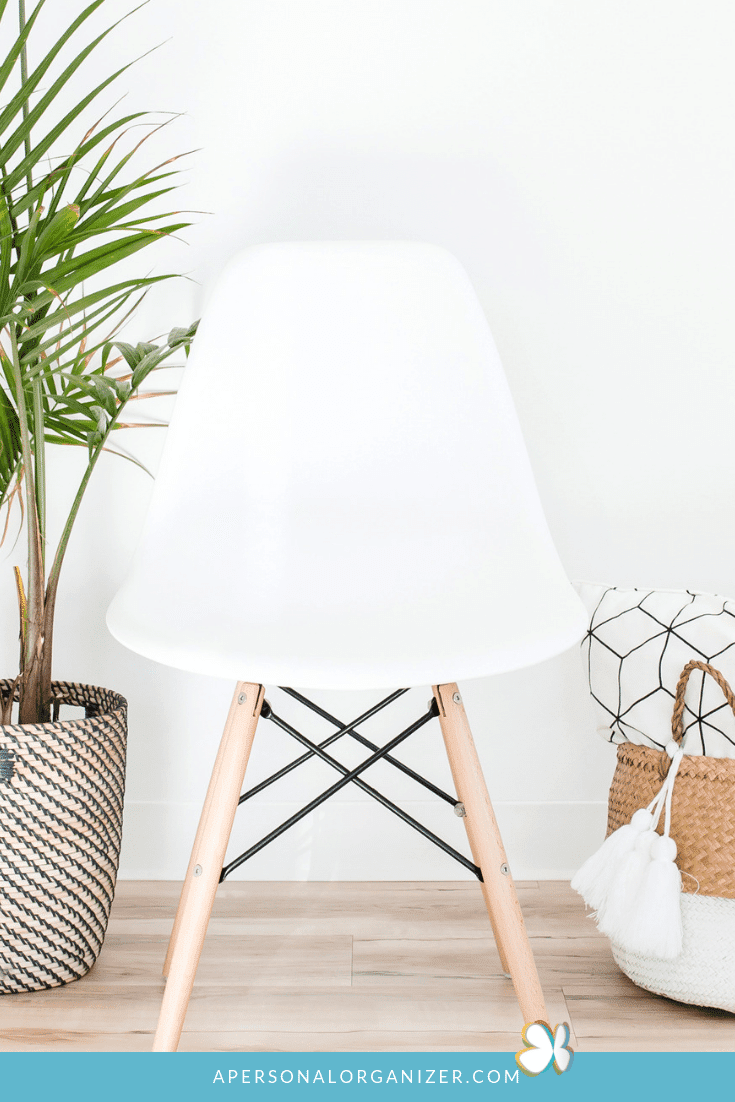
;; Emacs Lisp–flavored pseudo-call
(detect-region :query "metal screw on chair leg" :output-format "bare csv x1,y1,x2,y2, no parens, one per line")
454,802,466,817
238,692,247,704
500,863,510,875
452,692,462,704
193,864,203,877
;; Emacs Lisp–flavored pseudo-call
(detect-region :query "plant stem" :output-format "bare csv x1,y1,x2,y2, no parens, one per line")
9,323,45,721
41,402,128,702
18,0,33,195
32,376,45,560
9,325,36,615
46,428,117,603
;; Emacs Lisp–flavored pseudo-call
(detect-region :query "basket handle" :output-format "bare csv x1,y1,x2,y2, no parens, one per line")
671,660,735,745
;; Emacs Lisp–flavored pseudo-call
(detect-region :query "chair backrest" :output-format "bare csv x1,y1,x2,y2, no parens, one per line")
107,241,585,689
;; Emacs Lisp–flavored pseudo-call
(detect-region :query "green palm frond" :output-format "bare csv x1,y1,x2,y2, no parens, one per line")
0,0,200,723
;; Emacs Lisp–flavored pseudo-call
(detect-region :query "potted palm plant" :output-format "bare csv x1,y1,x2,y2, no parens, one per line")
0,0,196,991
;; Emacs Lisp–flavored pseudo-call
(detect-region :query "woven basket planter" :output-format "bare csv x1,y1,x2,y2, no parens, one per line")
607,741,735,899
604,661,735,1012
0,680,127,993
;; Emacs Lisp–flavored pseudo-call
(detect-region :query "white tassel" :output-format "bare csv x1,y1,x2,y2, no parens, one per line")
572,745,685,960
571,807,654,912
620,833,683,958
596,828,656,939
610,749,685,959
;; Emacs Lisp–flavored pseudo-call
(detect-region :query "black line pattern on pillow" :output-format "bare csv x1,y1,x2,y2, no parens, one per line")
576,583,735,758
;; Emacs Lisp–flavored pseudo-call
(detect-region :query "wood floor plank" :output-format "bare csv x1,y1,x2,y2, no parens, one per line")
352,937,501,982
565,993,735,1051
350,938,576,1044
0,1029,527,1053
0,1031,154,1053
0,982,527,1035
528,938,621,982
175,1031,529,1054
107,880,553,939
352,935,618,984
84,934,353,988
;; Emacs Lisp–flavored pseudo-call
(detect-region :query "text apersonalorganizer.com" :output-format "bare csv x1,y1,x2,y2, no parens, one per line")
212,1068,520,1086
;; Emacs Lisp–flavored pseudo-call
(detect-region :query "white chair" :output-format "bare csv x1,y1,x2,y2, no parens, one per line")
107,240,586,1051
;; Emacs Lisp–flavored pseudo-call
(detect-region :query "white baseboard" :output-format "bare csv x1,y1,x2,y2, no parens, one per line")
117,799,607,881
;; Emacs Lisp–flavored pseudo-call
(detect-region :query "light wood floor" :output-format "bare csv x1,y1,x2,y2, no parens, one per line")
0,880,732,1052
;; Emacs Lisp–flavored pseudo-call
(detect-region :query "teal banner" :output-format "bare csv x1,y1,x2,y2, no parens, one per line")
0,1052,730,1101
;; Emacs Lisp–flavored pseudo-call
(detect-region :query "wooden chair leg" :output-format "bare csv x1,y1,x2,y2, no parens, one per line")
433,683,547,1025
163,710,232,979
433,682,512,976
153,682,264,1052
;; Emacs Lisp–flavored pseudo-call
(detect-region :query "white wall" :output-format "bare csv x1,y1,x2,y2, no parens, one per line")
3,0,734,880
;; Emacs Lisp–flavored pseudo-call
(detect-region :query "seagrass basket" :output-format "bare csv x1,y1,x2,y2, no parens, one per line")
607,661,735,898
605,660,735,1011
0,680,127,993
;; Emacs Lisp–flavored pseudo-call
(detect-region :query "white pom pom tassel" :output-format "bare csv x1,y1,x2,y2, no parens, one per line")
611,748,685,959
573,744,685,961
571,807,654,912
597,828,656,940
619,833,683,959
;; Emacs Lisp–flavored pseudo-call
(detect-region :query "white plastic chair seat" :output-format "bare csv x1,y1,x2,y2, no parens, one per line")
107,241,584,688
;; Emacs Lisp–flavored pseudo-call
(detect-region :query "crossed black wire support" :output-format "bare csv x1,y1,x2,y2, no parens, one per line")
219,687,483,883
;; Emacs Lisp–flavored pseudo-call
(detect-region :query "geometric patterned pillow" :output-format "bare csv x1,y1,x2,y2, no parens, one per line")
576,582,735,759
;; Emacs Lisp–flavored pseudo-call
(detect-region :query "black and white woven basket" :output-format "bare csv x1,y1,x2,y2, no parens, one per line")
0,680,127,993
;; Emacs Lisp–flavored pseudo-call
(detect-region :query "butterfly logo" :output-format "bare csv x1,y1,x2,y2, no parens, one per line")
515,1021,574,1077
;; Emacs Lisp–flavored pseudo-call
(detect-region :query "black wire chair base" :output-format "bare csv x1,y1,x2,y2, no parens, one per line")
219,687,482,883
